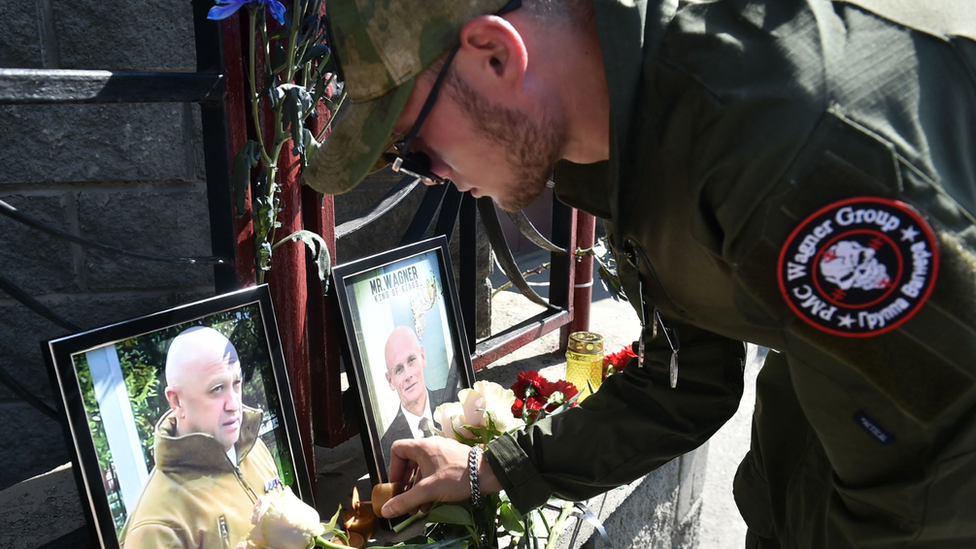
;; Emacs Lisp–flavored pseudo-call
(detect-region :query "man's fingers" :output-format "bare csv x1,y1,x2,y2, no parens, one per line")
381,437,475,518
387,439,420,483
381,466,445,518
381,485,422,518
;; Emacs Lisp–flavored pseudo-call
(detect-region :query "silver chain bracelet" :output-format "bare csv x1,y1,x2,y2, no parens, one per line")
468,446,484,508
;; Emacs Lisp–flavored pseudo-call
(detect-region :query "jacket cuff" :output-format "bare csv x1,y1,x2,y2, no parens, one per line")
485,434,552,512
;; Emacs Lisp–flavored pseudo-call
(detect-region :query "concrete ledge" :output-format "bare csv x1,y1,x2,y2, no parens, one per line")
0,464,86,549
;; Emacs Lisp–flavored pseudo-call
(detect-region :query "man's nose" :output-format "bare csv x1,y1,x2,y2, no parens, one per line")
225,388,241,411
425,157,451,186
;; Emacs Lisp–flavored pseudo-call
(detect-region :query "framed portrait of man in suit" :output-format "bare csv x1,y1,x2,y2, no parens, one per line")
43,286,312,549
331,236,475,485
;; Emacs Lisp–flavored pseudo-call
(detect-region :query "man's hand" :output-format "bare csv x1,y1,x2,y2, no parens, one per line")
381,437,501,518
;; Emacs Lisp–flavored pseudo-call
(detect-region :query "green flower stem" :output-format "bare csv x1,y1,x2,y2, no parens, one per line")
247,9,271,164
247,7,275,282
238,0,342,282
305,68,330,119
543,501,574,549
392,509,430,534
314,87,346,141
313,533,353,549
284,0,303,84
260,0,317,275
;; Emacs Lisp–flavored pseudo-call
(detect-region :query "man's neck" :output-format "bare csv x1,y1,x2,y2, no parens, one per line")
403,389,429,417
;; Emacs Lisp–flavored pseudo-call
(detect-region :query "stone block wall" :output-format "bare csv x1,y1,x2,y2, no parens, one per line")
0,0,214,490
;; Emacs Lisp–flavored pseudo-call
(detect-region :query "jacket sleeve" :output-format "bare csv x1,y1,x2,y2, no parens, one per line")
486,321,745,512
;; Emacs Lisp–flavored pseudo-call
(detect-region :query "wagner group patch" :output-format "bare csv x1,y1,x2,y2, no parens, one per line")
777,197,939,337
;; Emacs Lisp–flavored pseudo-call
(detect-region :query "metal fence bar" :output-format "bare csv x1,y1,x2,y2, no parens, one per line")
192,0,245,292
0,68,225,104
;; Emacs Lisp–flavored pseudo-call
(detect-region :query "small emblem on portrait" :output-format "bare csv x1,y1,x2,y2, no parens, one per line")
777,197,939,337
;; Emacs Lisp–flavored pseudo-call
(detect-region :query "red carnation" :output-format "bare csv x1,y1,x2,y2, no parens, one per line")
523,396,546,422
512,370,548,400
512,397,525,418
546,380,580,411
603,347,637,379
511,370,581,424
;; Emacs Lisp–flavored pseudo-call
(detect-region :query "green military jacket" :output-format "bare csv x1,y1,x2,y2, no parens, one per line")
119,406,280,548
485,0,976,546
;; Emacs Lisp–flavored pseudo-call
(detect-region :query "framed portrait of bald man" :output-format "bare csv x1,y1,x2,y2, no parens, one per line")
331,235,475,484
43,285,312,549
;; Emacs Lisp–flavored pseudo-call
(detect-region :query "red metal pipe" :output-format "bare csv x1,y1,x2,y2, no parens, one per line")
568,211,596,335
265,147,314,485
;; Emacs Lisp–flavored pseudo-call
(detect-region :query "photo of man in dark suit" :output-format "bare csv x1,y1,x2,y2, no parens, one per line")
379,326,445,466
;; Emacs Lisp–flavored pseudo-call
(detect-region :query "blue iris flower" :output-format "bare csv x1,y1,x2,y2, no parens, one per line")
208,0,287,25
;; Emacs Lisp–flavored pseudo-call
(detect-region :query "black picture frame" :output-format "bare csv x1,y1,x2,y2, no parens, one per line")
331,235,474,485
43,285,313,549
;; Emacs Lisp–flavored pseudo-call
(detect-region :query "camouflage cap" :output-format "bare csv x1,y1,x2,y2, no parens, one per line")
304,0,513,195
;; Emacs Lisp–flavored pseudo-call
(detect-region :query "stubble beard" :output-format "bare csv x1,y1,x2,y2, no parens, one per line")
445,71,562,212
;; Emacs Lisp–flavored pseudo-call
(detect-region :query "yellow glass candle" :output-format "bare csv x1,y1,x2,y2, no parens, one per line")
565,332,604,402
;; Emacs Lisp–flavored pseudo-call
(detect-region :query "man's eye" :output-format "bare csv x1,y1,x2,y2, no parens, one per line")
211,385,223,393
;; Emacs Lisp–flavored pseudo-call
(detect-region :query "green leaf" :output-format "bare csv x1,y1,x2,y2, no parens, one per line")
300,44,332,67
322,504,342,532
499,501,525,534
278,84,314,156
273,229,332,292
268,25,290,41
426,504,474,527
231,141,262,217
271,43,288,74
257,239,273,272
546,389,582,416
301,14,320,31
253,177,276,273
263,63,276,96
313,76,326,106
463,425,491,440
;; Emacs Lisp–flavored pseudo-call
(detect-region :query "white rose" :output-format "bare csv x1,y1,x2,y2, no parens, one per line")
472,381,524,434
459,387,486,427
434,401,476,440
247,487,325,549
435,382,525,441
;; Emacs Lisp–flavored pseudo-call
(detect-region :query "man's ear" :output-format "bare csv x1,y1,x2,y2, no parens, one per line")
165,386,181,412
456,14,528,96
386,372,395,391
